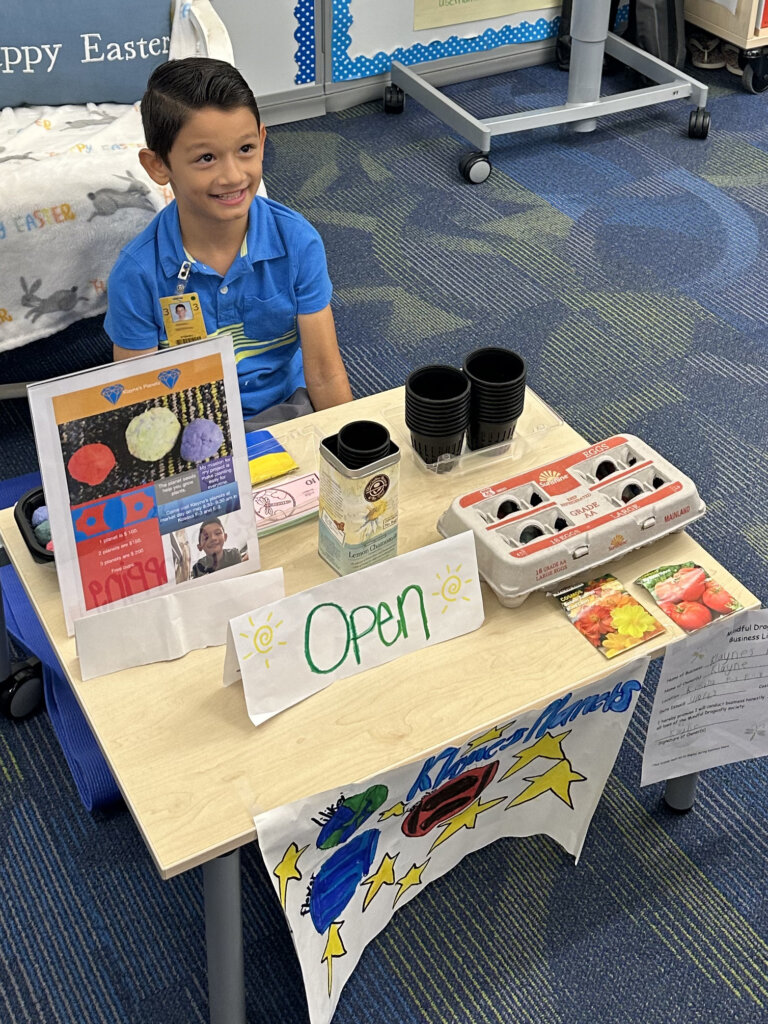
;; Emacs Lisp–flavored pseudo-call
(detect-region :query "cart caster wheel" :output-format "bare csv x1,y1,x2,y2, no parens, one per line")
383,84,405,114
459,152,492,184
0,658,44,720
743,64,768,94
688,108,710,139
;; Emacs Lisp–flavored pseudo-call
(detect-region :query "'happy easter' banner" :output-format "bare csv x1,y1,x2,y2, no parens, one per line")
255,659,647,1024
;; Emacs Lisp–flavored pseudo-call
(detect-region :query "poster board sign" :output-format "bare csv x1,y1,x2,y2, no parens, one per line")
224,532,484,726
414,0,558,32
255,659,648,1024
28,337,259,635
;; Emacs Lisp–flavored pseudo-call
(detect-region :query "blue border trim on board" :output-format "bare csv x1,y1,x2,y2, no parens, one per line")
331,1,559,83
294,0,317,85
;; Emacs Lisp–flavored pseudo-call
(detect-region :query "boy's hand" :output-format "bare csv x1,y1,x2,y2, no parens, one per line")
299,306,353,411
113,343,159,361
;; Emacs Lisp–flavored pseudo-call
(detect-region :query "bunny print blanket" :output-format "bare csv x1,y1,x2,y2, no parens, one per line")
0,102,170,353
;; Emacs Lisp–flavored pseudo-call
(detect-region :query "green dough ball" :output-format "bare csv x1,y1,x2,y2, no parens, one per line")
125,407,181,461
34,520,52,544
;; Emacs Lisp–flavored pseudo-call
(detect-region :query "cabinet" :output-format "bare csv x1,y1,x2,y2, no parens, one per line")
684,0,768,91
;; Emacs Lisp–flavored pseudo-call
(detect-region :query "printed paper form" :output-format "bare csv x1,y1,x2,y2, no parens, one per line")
642,609,768,786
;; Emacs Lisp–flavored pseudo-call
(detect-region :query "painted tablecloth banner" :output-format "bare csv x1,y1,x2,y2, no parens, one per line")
414,0,558,31
254,659,648,1024
224,531,484,726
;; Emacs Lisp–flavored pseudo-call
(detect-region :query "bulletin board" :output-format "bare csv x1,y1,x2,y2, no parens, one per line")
330,0,561,82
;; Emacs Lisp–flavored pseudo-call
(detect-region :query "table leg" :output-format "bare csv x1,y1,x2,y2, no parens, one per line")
203,849,247,1024
0,567,12,685
664,773,699,813
567,0,610,133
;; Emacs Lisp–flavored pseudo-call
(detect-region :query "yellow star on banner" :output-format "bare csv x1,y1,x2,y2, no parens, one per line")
379,801,407,820
500,731,571,779
321,922,347,997
361,852,399,910
429,794,505,852
464,721,514,752
393,860,429,907
273,842,307,909
507,759,586,810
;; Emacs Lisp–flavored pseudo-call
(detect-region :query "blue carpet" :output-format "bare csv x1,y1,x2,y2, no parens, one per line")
1,57,767,1024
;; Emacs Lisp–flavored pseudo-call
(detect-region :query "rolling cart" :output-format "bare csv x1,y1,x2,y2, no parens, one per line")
684,0,768,93
383,0,711,182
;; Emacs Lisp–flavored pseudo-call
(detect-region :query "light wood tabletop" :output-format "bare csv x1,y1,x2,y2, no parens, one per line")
0,387,759,879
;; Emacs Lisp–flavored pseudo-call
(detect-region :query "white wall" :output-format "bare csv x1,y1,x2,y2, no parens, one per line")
213,0,310,97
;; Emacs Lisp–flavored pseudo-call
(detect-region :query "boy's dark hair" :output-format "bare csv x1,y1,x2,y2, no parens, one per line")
141,57,260,164
198,517,224,542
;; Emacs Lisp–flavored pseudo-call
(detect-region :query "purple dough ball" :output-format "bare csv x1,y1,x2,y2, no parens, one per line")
31,505,48,527
180,418,224,463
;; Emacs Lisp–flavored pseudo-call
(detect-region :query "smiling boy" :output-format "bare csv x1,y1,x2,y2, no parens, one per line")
191,517,242,577
105,57,352,426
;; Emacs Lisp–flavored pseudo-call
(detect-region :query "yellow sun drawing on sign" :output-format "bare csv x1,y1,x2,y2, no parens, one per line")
432,563,474,614
239,610,287,669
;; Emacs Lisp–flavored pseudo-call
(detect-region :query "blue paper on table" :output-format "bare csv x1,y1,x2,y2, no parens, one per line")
245,429,298,486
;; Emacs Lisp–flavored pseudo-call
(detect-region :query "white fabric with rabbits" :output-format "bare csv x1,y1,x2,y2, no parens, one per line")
0,102,170,353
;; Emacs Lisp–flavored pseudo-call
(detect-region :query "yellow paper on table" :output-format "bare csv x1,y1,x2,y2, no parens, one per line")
414,0,558,32
246,429,298,486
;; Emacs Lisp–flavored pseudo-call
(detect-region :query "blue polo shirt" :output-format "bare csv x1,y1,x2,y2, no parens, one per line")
104,196,333,419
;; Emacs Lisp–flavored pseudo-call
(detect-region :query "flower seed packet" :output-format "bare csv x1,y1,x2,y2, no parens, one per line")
634,562,742,633
554,573,664,658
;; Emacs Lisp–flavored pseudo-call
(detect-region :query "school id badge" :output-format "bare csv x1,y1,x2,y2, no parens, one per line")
160,292,207,346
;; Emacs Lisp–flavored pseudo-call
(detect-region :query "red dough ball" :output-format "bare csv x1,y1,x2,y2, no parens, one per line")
67,443,116,486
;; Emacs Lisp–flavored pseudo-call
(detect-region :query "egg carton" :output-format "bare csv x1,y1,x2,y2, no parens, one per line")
437,434,706,607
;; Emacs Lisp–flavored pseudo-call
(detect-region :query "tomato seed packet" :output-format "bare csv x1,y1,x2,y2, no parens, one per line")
634,562,742,633
554,573,665,659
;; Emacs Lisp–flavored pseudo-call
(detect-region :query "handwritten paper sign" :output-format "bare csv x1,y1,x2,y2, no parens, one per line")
255,660,647,1024
642,609,768,787
224,532,483,726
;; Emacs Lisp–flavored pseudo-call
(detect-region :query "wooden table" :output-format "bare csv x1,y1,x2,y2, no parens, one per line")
0,387,759,1023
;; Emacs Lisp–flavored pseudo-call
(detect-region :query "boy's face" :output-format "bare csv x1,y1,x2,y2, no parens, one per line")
141,106,266,233
198,522,227,556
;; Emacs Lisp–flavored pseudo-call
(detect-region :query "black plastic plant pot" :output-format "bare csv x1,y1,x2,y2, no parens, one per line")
406,364,470,405
463,347,526,392
404,407,470,434
13,487,54,563
337,420,391,470
465,417,518,452
410,429,465,470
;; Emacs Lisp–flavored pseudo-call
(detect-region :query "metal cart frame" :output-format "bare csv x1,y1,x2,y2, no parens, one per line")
385,1,710,182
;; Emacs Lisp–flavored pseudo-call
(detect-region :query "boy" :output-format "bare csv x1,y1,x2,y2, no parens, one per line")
191,517,242,577
105,57,352,427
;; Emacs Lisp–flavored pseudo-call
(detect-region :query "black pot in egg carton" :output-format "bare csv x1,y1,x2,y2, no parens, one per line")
14,487,55,563
437,434,705,607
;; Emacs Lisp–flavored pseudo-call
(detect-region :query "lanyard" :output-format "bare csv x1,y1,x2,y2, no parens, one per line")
176,260,192,294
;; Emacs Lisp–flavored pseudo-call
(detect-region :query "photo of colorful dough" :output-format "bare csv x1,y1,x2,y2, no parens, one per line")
58,379,233,505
